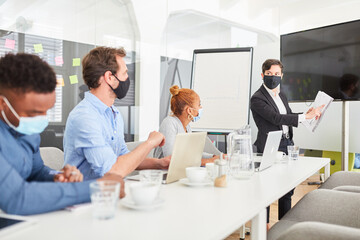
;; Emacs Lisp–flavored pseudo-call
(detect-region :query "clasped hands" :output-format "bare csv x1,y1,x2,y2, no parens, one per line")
53,164,83,182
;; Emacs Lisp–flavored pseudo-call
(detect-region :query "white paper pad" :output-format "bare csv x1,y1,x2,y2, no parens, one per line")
302,91,334,132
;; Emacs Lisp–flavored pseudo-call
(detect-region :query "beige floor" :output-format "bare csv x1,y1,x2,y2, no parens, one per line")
225,174,321,240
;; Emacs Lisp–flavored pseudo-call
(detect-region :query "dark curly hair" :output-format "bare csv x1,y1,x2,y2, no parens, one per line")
0,53,56,93
82,46,126,89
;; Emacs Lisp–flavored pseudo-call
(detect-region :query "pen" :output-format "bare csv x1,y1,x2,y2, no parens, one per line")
49,170,78,175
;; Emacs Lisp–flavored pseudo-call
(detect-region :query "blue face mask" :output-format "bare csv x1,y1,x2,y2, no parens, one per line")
191,108,203,122
1,96,49,135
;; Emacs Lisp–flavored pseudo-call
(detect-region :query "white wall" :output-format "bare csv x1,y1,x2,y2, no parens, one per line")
249,41,280,142
131,0,168,140
279,0,360,35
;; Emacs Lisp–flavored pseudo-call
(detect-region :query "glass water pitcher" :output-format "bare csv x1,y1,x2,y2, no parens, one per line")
227,125,254,179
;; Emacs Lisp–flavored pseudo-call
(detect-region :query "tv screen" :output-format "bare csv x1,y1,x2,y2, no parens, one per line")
281,20,360,101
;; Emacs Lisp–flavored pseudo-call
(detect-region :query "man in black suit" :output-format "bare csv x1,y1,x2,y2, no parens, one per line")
250,59,323,226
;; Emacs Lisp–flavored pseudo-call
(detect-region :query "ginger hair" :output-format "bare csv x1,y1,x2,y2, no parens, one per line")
169,85,198,116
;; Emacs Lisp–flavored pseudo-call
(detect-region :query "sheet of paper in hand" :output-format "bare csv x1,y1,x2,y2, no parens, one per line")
302,91,334,133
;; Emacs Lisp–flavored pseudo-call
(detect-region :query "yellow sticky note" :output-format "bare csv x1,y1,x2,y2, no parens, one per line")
69,75,78,84
57,78,64,87
34,44,43,53
72,58,81,66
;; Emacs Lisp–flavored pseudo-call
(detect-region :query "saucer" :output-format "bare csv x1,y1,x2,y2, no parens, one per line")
121,197,164,210
179,178,213,187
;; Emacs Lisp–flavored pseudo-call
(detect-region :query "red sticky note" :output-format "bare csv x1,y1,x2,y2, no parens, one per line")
55,56,64,66
5,39,15,50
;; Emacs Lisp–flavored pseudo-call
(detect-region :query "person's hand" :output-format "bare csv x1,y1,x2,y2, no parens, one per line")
201,155,220,166
98,173,125,199
306,107,314,115
146,131,166,148
54,165,83,182
305,104,325,120
157,155,171,169
220,153,227,158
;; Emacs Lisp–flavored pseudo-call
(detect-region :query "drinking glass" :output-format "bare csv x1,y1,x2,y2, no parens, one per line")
139,170,164,185
90,181,120,220
139,170,164,197
287,145,300,161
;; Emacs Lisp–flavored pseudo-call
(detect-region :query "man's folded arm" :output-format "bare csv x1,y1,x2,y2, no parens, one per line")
0,155,92,215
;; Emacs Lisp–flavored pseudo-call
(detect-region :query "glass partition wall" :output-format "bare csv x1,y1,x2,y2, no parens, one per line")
0,0,139,149
0,0,279,151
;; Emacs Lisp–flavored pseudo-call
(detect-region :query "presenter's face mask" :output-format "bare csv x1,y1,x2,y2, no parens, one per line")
1,96,49,135
263,75,281,90
109,72,130,99
190,108,203,122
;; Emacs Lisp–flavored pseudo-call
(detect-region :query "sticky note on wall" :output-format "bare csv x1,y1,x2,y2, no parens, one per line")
69,75,78,84
34,44,43,53
5,39,15,49
55,56,64,66
72,58,81,66
57,78,64,87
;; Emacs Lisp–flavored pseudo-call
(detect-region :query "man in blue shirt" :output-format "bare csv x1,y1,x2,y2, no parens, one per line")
64,47,170,180
0,53,124,215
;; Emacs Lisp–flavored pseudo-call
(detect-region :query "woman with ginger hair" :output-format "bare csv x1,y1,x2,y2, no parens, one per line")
154,85,219,166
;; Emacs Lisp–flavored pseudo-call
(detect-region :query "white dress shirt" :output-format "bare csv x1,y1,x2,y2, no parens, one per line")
263,84,305,135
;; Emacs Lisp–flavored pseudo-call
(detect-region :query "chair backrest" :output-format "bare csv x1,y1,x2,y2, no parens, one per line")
40,147,64,171
126,141,154,158
322,151,356,174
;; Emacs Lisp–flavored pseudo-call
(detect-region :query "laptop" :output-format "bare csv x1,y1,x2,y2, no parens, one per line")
254,130,282,172
165,132,206,183
0,214,37,238
126,132,207,184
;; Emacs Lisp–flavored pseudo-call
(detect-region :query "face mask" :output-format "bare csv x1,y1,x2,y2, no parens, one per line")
191,108,203,122
1,96,49,135
109,73,130,99
263,75,281,89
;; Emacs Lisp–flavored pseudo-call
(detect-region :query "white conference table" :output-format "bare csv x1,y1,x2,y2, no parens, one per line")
4,156,330,240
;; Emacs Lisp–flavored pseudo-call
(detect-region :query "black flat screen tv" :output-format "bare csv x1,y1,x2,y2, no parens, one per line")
281,19,360,102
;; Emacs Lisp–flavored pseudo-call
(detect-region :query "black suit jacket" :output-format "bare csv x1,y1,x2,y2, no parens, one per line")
250,85,299,153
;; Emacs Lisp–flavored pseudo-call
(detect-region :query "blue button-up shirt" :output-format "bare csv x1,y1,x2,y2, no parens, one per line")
0,120,92,215
64,92,129,180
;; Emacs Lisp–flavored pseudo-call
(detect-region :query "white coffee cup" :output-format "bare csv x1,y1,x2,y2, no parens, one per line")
186,167,207,183
130,182,159,206
276,151,286,161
